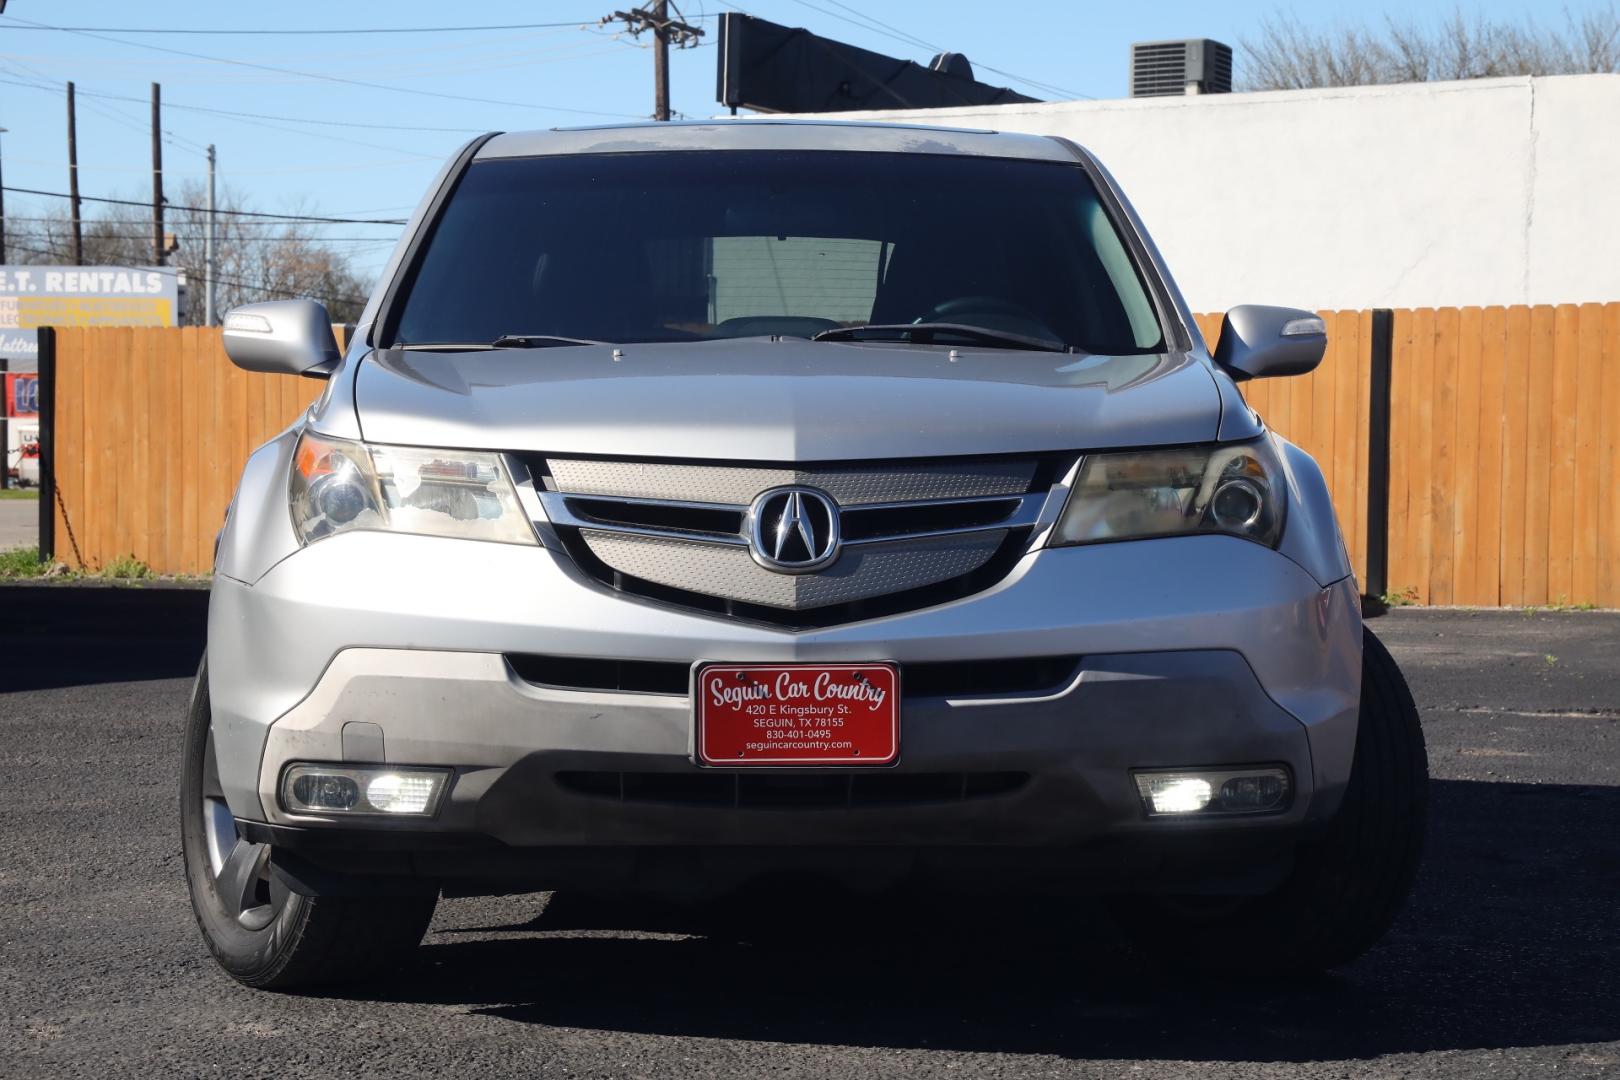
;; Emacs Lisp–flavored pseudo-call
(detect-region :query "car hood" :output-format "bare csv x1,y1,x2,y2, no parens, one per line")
353,338,1220,460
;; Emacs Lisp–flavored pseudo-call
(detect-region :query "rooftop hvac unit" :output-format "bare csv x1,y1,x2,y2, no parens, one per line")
1130,39,1233,98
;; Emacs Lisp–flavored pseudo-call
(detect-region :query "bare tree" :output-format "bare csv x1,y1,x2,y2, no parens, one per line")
3,183,377,323
1240,6,1620,90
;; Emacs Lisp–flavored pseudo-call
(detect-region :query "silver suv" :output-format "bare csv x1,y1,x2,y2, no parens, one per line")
182,121,1427,989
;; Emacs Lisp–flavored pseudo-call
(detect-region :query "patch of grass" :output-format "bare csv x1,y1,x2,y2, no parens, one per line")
0,547,205,585
1545,654,1559,666
1522,597,1600,613
0,488,40,500
0,546,48,578
99,554,152,580
1380,586,1419,608
0,548,203,586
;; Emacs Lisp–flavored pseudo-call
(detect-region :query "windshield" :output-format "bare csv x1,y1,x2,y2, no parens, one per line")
393,150,1165,354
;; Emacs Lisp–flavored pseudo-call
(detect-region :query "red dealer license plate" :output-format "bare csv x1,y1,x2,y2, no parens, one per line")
693,663,900,766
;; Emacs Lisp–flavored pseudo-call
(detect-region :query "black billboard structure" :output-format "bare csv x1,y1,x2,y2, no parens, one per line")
716,13,1040,114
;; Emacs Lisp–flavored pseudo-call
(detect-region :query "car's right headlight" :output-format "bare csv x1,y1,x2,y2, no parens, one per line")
289,431,536,547
1048,438,1286,548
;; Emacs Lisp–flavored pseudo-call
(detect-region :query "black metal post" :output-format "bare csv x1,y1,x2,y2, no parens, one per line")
0,357,9,491
1364,309,1394,600
0,126,8,264
151,82,165,267
36,327,55,563
67,83,83,266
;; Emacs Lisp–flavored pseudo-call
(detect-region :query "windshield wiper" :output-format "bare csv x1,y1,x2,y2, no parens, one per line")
811,322,1072,353
395,335,608,351
490,334,609,349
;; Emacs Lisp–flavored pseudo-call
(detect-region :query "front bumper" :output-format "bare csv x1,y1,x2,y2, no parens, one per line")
209,530,1361,884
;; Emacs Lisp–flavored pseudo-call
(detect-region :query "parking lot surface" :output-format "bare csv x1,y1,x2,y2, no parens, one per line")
0,497,36,550
2,587,1617,1079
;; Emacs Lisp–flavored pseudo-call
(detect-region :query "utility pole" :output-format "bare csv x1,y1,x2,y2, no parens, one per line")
67,81,83,265
151,82,165,266
599,2,704,120
204,145,217,326
653,0,670,122
0,127,8,264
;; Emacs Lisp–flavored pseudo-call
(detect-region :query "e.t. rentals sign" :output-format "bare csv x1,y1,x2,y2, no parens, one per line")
0,266,180,333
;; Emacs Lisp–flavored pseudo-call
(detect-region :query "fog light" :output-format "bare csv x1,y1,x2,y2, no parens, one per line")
1133,766,1291,817
289,772,359,811
365,773,437,814
1219,773,1287,811
281,764,450,817
1136,775,1213,814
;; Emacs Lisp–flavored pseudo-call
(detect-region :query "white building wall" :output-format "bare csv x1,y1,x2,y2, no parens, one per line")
777,74,1620,313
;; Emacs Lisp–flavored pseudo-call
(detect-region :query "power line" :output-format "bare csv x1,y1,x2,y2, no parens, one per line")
0,63,213,156
0,76,485,134
5,214,393,229
0,19,660,35
1,151,437,177
3,186,406,225
792,0,940,53
3,224,397,242
771,0,1089,100
4,83,210,159
2,15,646,119
149,92,457,160
1,32,627,84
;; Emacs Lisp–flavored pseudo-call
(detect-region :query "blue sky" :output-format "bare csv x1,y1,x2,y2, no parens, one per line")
0,0,1602,283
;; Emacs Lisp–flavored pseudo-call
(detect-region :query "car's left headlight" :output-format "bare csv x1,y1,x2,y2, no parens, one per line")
1049,437,1286,548
289,430,537,547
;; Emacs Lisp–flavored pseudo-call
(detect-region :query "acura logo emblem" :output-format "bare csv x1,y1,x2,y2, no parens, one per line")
747,486,841,574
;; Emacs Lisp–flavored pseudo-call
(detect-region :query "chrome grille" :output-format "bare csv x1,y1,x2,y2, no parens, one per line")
544,458,1035,505
578,528,1005,610
530,455,1063,623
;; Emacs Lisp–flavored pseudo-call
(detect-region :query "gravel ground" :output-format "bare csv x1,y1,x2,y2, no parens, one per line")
1,588,1617,1079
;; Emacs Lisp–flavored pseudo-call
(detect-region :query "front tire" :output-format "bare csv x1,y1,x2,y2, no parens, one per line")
1113,626,1429,972
179,659,438,990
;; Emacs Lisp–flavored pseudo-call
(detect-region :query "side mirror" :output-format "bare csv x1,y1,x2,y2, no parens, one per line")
1212,305,1326,380
221,299,341,379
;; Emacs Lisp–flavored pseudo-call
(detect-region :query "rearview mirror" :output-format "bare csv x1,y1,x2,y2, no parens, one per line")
1212,305,1326,380
221,299,341,379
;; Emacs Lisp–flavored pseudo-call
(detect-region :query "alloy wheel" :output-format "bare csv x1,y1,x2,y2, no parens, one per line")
200,731,283,931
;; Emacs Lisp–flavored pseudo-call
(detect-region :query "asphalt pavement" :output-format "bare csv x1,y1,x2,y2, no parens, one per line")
2,586,1617,1079
0,496,36,549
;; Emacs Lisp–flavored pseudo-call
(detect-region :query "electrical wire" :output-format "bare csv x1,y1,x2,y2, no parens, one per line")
6,215,396,230
1,152,438,176
770,0,1090,100
3,186,406,225
3,222,398,243
1,26,606,78
0,19,633,36
0,75,485,134
1,15,646,119
0,62,213,156
0,71,457,161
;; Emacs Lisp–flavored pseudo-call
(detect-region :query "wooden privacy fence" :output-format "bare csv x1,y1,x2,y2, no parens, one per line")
40,326,333,577
1385,304,1620,608
35,310,1620,606
1196,305,1620,608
